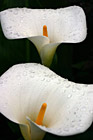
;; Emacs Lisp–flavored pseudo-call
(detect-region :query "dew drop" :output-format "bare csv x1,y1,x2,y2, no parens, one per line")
83,84,88,87
5,29,8,32
63,79,68,83
16,75,21,79
57,79,61,84
0,80,3,85
72,120,75,123
81,92,85,96
57,128,62,133
3,105,7,108
71,124,75,128
79,119,81,122
24,64,30,68
72,87,76,92
43,13,46,20
67,105,70,109
2,12,6,15
89,110,93,114
46,78,51,82
21,8,26,14
48,10,52,15
29,70,35,74
26,9,31,13
74,111,76,115
79,123,83,127
76,127,80,130
20,20,23,23
6,26,12,29
9,9,13,12
82,106,86,111
65,83,70,88
30,74,34,78
41,78,45,81
23,71,27,76
9,31,13,35
64,127,69,132
14,10,18,15
18,82,21,85
76,85,81,90
71,120,75,127
67,94,72,98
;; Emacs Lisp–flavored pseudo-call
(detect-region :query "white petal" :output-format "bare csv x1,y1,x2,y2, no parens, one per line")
0,6,86,43
36,84,93,136
29,37,59,66
19,119,45,140
0,63,93,137
26,117,46,140
28,36,50,54
40,43,60,66
19,123,31,140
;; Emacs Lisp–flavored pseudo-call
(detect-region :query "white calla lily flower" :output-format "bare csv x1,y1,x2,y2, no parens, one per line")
0,6,87,66
0,63,93,140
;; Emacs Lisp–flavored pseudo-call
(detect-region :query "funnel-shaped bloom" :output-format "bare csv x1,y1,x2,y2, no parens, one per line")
0,63,93,140
0,6,87,66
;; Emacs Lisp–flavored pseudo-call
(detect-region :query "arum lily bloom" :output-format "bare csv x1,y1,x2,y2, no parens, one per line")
0,6,87,66
0,63,93,140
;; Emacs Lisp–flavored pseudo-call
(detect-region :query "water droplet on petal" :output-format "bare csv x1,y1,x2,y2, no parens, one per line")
43,13,46,20
82,106,86,111
74,112,76,115
64,127,69,132
9,9,13,12
6,26,12,30
79,123,83,127
57,128,62,133
14,33,20,37
76,85,81,90
20,15,24,19
71,120,75,127
0,80,3,85
76,127,80,130
89,110,93,114
65,83,70,88
67,94,72,98
2,12,6,15
46,78,51,82
83,84,88,87
16,75,21,79
72,88,76,92
23,71,27,76
57,79,61,84
30,74,34,78
41,78,45,81
14,10,18,15
79,119,81,122
26,9,31,13
81,92,85,96
20,20,23,23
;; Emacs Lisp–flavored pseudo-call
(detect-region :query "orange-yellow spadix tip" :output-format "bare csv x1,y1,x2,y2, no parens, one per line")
35,103,47,125
43,25,48,37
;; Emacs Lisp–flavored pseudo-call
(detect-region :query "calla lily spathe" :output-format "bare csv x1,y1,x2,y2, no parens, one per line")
0,63,93,140
0,6,87,66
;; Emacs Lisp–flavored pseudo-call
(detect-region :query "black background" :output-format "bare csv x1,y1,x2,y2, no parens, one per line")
0,0,93,140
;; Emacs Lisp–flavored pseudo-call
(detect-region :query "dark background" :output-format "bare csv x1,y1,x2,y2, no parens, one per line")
0,0,93,140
